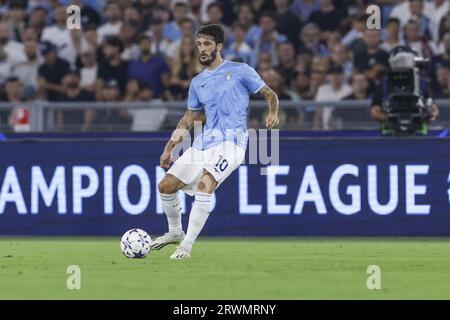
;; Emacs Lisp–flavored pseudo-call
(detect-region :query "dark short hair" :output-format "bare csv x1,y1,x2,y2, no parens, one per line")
386,17,400,26
207,2,223,12
173,1,188,9
104,36,124,52
5,76,20,83
137,33,152,43
197,24,225,44
179,17,194,26
260,11,277,22
105,0,120,9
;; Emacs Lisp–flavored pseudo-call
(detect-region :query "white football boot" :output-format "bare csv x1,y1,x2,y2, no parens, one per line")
151,231,185,250
170,245,191,260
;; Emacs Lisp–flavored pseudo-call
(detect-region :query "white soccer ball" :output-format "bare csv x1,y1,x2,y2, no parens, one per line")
120,228,152,258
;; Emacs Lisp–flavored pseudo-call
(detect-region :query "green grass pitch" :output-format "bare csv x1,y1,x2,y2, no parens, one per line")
0,237,450,299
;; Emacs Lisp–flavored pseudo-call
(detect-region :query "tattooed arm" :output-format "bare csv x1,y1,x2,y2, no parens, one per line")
160,109,206,168
258,85,280,128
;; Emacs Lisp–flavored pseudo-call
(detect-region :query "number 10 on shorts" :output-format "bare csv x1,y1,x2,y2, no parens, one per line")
214,155,229,172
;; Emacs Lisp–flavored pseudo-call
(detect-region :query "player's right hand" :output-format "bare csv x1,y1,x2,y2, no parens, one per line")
265,112,279,129
160,150,173,169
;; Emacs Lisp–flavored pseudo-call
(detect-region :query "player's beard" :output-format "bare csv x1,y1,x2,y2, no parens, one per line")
199,49,217,66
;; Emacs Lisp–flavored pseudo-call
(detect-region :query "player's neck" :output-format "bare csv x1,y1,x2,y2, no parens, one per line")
206,57,224,71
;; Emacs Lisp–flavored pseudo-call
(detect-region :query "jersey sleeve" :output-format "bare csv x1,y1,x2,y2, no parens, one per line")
241,64,266,94
187,83,202,111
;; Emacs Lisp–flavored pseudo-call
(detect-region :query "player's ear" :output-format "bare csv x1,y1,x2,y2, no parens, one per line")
217,42,224,51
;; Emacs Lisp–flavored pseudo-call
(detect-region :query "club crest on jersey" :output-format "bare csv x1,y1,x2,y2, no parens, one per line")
224,72,233,80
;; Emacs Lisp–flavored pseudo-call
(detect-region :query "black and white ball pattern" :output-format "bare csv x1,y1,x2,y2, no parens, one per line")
120,228,152,258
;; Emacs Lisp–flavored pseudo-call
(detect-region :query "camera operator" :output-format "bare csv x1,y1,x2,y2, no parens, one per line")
371,45,439,135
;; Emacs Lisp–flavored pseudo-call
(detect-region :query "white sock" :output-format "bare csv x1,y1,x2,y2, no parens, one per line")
160,193,183,233
182,192,211,250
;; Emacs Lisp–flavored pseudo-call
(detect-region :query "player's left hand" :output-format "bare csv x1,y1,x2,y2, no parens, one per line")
265,112,279,129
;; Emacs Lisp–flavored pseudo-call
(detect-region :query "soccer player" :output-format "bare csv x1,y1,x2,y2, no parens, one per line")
152,24,279,259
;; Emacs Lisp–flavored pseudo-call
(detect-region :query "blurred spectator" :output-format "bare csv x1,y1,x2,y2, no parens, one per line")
147,17,171,56
274,0,302,47
224,22,257,67
256,51,274,74
1,76,23,102
390,0,414,27
381,18,404,53
128,34,170,99
250,0,276,21
119,22,140,61
86,78,132,131
41,5,77,65
163,1,189,43
231,3,261,47
253,12,288,65
431,65,449,98
133,0,155,30
342,14,366,47
0,21,26,65
438,13,450,43
352,29,389,83
139,82,154,101
344,72,372,100
124,77,140,101
167,36,202,100
298,23,328,56
291,71,311,100
79,49,98,92
97,36,128,96
311,55,330,74
165,17,195,61
329,43,353,82
276,42,297,87
20,26,38,43
37,41,70,101
206,2,231,44
56,69,95,131
430,31,450,78
5,0,27,42
0,77,22,128
0,46,13,86
27,5,48,39
97,0,123,44
408,0,432,40
403,19,436,60
27,0,62,17
334,71,373,129
79,23,98,54
11,39,39,98
424,0,449,43
290,0,320,22
314,65,352,129
189,0,204,24
123,6,142,30
390,0,432,39
307,0,343,33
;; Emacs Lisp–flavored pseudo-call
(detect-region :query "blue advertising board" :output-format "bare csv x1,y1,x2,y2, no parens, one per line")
0,137,449,236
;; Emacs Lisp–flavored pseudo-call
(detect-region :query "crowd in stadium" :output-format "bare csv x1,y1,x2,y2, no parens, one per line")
0,0,450,129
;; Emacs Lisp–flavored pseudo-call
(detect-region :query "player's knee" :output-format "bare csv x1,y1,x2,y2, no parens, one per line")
197,181,207,191
197,172,217,193
158,179,175,194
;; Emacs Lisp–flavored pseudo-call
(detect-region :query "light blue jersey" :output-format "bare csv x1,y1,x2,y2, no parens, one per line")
187,60,265,151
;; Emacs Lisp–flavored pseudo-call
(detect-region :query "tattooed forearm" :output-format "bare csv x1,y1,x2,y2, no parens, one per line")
259,85,279,114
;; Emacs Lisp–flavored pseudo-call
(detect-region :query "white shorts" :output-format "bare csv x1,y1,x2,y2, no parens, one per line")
167,141,245,196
